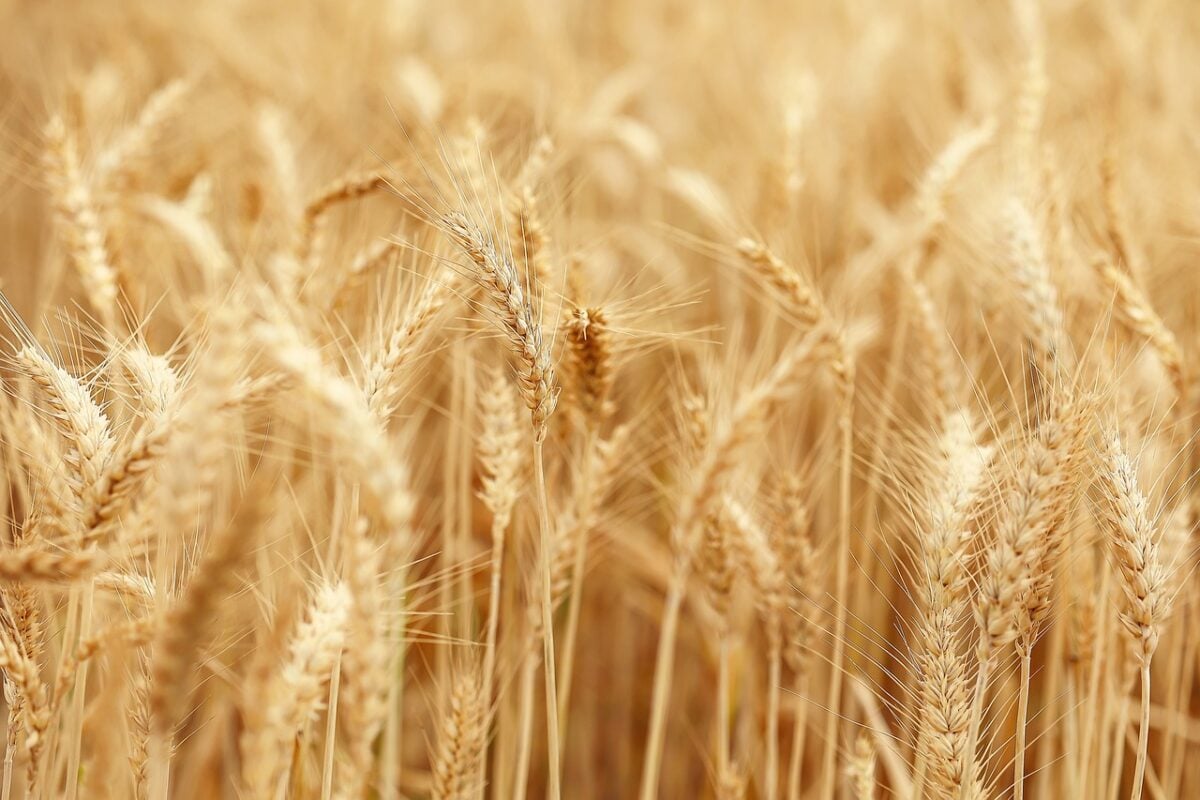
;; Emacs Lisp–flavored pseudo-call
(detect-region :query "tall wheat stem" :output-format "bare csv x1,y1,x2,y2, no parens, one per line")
1079,566,1112,798
639,563,688,800
717,635,732,779
558,427,597,739
479,511,509,800
1132,664,1151,800
64,580,94,800
3,709,15,800
534,442,562,800
513,652,538,799
482,514,508,721
820,401,854,798
786,673,809,800
1014,651,1032,800
1107,679,1131,797
766,638,782,800
382,565,409,800
321,653,341,800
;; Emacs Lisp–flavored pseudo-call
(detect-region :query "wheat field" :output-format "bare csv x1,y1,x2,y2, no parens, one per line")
0,0,1197,798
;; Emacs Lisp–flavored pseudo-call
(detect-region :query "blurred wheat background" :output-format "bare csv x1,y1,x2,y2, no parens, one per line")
0,0,1197,798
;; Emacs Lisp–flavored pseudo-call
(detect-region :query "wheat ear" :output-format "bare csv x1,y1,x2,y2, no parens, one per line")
1095,429,1176,800
1093,255,1186,402
557,305,616,736
964,398,1084,789
298,170,390,269
95,78,192,190
641,331,825,800
846,733,877,800
430,661,487,800
240,583,351,798
726,499,787,800
338,520,391,800
16,346,115,522
362,267,456,419
84,348,179,546
1004,199,1064,373
43,115,121,331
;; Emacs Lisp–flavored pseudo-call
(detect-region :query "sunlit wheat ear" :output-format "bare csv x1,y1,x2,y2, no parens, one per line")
1095,430,1174,666
297,170,390,269
905,278,960,422
1094,428,1175,800
716,761,748,800
564,305,615,429
253,308,414,536
95,77,193,191
514,134,555,193
477,370,524,735
429,661,487,800
965,396,1086,790
478,370,525,529
909,409,990,800
724,498,786,800
0,612,50,781
149,500,258,739
736,239,825,328
42,115,121,331
915,607,976,800
15,346,115,529
0,548,104,584
1101,144,1143,278
920,409,991,609
240,582,351,798
509,185,552,288
1012,0,1048,195
773,472,817,800
845,733,877,800
696,511,735,629
1092,254,1186,401
338,521,390,799
974,398,1085,660
735,238,854,399
915,119,996,246
725,499,786,644
1004,198,1064,372
84,348,180,546
678,330,827,548
439,210,558,441
362,266,457,419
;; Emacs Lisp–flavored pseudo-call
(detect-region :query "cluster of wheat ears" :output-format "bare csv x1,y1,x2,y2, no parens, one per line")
0,0,1198,798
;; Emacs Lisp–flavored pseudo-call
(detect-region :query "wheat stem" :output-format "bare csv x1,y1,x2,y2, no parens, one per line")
767,638,782,800
1015,651,1032,800
1132,664,1151,800
64,579,94,800
821,402,854,799
557,427,597,740
786,673,808,800
512,652,538,800
321,651,341,800
534,442,562,800
639,565,687,800
718,634,732,781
